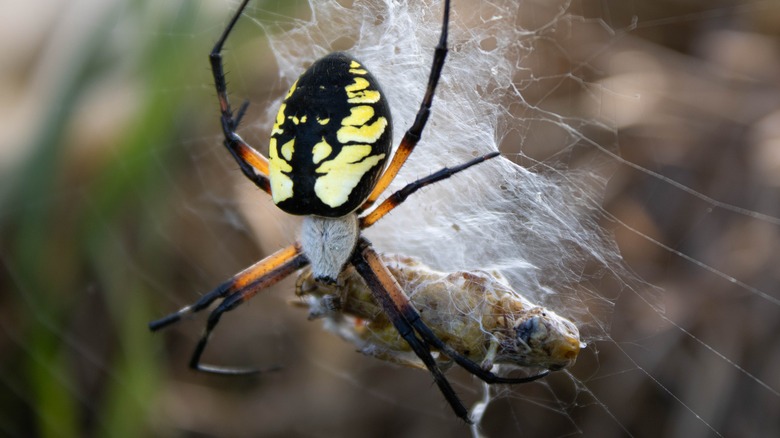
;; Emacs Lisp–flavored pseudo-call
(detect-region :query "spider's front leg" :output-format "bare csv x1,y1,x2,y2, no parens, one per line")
209,0,272,195
350,238,472,423
355,238,550,385
359,0,451,212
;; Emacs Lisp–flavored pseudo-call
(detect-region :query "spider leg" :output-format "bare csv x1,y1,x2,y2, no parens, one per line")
404,313,550,384
234,99,251,128
187,284,278,375
350,238,472,424
355,239,549,386
209,0,272,195
188,288,272,375
149,243,306,330
360,151,500,229
174,246,307,375
359,0,451,212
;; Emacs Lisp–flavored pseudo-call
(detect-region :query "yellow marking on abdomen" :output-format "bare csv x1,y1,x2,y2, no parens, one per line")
338,117,388,144
347,90,380,104
341,106,374,127
285,79,298,99
272,103,286,135
345,77,381,104
268,137,294,203
312,137,332,164
280,138,294,161
346,77,369,92
314,145,386,208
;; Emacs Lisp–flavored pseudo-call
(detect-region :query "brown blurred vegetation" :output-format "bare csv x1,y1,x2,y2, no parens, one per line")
1,0,778,437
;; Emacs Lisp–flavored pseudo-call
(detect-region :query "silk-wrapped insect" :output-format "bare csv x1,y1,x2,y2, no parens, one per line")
295,254,582,373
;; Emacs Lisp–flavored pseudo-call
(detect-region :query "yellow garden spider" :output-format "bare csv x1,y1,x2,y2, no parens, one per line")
150,0,550,423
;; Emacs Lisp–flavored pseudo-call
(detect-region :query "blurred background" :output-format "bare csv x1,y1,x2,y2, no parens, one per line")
1,0,778,437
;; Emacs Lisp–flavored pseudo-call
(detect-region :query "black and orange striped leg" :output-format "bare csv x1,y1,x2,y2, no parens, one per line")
209,0,272,195
398,301,549,385
359,0,451,211
360,151,500,229
350,238,471,424
149,244,309,374
403,316,550,384
149,244,305,331
222,134,272,195
354,240,549,387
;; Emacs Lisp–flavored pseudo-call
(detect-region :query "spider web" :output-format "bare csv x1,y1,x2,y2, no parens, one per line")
1,0,778,437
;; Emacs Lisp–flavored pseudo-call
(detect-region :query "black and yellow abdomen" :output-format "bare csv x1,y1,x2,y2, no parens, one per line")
269,52,392,217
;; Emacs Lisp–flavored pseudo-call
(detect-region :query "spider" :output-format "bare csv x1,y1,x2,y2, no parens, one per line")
149,0,549,423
